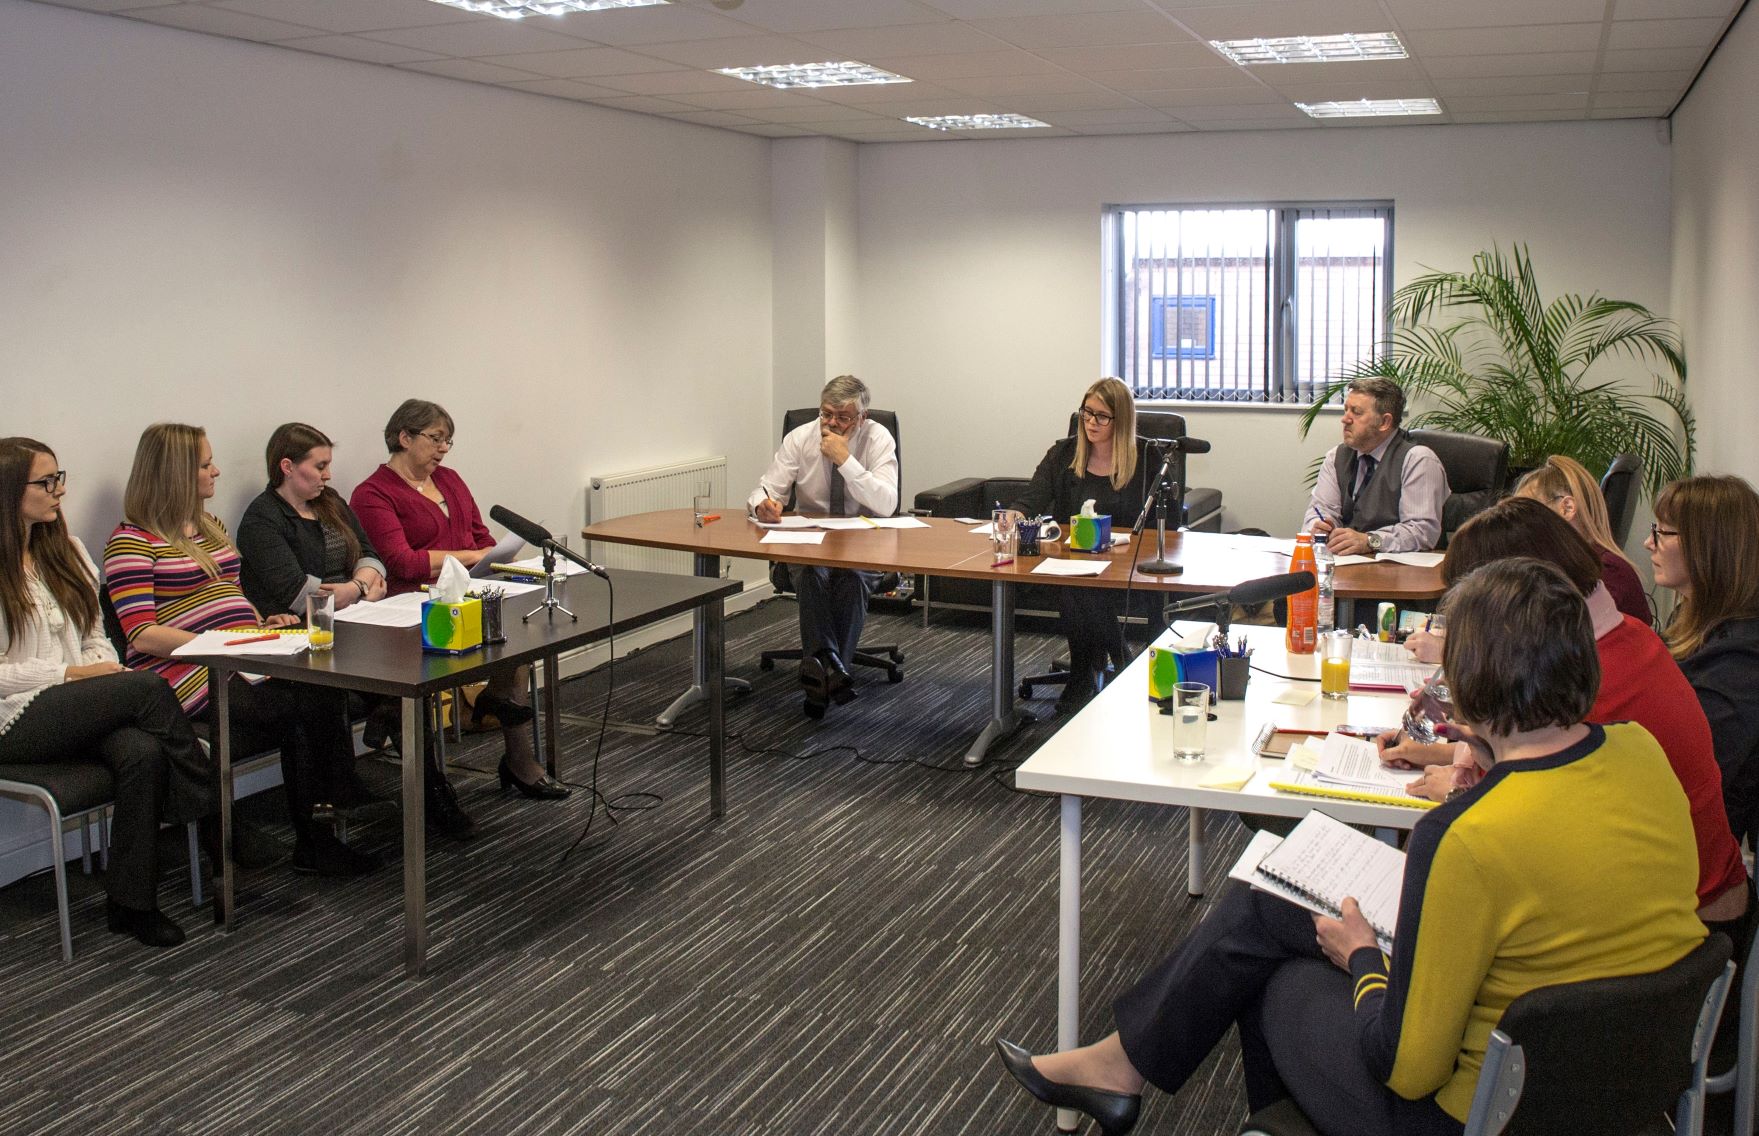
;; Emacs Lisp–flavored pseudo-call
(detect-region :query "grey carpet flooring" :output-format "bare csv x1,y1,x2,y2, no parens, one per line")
0,600,1254,1136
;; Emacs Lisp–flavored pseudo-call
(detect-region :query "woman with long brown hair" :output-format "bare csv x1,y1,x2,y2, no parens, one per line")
104,423,379,879
0,437,216,946
1649,474,1759,848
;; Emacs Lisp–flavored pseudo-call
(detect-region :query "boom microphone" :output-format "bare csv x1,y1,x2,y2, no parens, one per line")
1164,571,1315,615
489,504,609,579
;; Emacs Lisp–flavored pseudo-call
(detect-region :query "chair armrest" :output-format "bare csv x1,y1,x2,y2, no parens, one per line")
914,478,989,518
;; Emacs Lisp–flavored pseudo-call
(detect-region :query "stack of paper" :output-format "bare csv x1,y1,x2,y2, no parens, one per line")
171,630,309,657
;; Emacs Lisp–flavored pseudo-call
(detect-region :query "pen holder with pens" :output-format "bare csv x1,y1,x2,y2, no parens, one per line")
479,589,506,645
1218,656,1249,701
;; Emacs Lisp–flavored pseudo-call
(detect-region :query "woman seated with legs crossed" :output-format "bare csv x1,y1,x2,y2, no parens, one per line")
995,556,1706,1136
104,423,378,879
0,437,218,946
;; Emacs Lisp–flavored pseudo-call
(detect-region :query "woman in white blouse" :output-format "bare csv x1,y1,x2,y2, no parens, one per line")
0,437,216,947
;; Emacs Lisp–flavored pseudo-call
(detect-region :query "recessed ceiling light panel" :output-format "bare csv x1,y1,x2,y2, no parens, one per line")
905,113,1050,131
424,0,669,18
715,62,911,89
1296,98,1441,118
1212,32,1407,65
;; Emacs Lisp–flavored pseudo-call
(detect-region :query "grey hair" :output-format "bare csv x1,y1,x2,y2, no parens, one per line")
821,374,870,411
382,399,456,454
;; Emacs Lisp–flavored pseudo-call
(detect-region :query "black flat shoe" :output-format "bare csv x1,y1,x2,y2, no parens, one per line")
994,1039,1140,1136
106,898,187,948
472,691,535,730
815,648,857,705
499,755,571,800
292,831,383,877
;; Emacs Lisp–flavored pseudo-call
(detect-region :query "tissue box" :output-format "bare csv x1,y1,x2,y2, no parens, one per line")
1069,514,1112,552
1148,646,1219,700
422,597,483,655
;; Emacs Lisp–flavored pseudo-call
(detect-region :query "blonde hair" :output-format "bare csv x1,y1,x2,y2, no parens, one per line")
1071,378,1138,492
1655,475,1759,660
123,423,231,577
1513,455,1631,566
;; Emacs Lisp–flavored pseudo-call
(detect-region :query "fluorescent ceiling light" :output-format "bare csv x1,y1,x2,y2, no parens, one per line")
905,114,1049,131
424,0,669,18
1297,98,1441,119
716,62,911,89
1212,32,1407,65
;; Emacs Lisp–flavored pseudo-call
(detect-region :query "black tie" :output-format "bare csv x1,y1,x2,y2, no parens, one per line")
1341,454,1376,527
828,460,847,517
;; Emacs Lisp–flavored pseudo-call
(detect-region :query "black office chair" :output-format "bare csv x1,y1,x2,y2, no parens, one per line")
757,407,906,685
1601,452,1643,548
1407,428,1511,548
1241,933,1734,1136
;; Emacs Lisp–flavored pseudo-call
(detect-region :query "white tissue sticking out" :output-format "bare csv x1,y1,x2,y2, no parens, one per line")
1079,498,1099,518
433,556,472,603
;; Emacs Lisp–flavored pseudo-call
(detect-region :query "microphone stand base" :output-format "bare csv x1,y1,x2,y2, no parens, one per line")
1136,559,1184,576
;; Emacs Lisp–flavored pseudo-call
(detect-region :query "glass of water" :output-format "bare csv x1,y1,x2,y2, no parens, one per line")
1170,682,1210,763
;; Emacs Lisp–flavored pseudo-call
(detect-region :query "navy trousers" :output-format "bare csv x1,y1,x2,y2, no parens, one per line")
790,565,879,666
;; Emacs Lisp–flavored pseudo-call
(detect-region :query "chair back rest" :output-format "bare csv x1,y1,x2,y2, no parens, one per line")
1482,933,1732,1135
1407,428,1511,546
99,585,129,661
1600,453,1642,548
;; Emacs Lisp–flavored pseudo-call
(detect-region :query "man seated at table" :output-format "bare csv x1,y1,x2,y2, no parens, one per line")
748,375,899,716
1303,376,1447,556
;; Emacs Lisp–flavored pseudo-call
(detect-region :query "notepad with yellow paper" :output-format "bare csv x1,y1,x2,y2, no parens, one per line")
1266,732,1439,811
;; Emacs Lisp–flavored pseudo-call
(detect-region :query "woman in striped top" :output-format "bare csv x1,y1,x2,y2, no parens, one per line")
104,423,379,879
0,437,217,947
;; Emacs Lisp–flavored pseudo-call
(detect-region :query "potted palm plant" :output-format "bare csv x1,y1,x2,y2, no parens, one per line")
1298,244,1693,497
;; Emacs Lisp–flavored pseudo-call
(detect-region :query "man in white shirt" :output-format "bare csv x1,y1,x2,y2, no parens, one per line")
1303,376,1448,556
749,375,899,715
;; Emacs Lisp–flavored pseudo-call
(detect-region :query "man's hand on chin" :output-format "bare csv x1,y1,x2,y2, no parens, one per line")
1327,527,1373,556
819,429,850,467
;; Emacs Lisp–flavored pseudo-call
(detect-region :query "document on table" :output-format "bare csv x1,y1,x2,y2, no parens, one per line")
755,515,828,530
469,530,529,578
761,530,826,545
867,515,929,529
1031,559,1108,577
813,517,873,530
334,592,425,627
1312,732,1423,794
172,630,309,657
1334,550,1445,568
1349,638,1439,691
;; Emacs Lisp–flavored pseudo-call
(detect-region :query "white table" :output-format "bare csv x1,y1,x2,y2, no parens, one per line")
1013,622,1427,1132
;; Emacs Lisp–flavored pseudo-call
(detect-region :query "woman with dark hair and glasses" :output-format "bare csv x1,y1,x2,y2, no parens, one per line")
1649,474,1759,850
993,557,1704,1136
1009,378,1145,710
0,437,217,947
350,400,569,840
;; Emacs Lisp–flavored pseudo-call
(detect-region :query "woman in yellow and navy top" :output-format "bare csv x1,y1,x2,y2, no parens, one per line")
993,556,1706,1136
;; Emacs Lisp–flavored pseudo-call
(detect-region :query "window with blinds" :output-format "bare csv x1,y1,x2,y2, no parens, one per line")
1104,203,1393,404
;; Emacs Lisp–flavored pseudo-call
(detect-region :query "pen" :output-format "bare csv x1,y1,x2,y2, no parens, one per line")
225,634,279,645
698,513,721,525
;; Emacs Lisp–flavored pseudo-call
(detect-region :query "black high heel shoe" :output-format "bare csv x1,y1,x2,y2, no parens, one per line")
472,691,535,730
993,1039,1140,1136
107,898,187,948
498,755,571,800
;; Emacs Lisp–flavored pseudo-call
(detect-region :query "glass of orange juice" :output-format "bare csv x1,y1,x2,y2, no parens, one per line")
306,592,336,652
1320,630,1353,699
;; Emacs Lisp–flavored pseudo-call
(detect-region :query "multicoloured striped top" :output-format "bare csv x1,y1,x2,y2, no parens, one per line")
104,520,259,716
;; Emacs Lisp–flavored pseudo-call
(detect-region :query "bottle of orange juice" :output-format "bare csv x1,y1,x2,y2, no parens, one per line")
1286,532,1318,654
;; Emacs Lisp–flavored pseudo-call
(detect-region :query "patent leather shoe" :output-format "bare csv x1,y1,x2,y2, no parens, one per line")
107,898,187,948
472,691,535,730
814,648,856,705
499,755,571,799
993,1039,1140,1136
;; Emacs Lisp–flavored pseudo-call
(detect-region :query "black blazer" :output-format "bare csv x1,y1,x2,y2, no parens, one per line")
236,488,382,616
1010,436,1151,528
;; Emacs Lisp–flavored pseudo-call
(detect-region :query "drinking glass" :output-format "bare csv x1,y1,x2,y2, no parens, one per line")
991,507,1018,566
307,592,336,652
1170,682,1209,763
1320,630,1353,699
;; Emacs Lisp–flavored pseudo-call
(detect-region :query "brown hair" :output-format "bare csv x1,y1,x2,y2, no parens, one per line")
0,437,100,638
264,423,361,566
1441,496,1602,597
1655,475,1759,659
1442,557,1600,738
383,399,456,454
1071,377,1138,492
122,423,231,577
1346,376,1406,428
1513,455,1631,566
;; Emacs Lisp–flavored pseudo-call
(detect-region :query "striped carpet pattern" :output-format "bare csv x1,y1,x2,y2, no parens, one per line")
0,600,1254,1136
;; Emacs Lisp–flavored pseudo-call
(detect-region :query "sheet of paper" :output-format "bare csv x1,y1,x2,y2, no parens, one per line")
1313,732,1423,792
172,630,309,657
753,515,824,530
814,517,873,530
1253,811,1405,948
1380,550,1445,568
1222,534,1295,556
867,515,930,529
1030,559,1109,577
761,530,826,545
469,529,530,578
968,523,995,535
1272,687,1318,706
468,579,545,598
954,517,986,525
1227,828,1286,887
1332,553,1376,566
334,592,425,627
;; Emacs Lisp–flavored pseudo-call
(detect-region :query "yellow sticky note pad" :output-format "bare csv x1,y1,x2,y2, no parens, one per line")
1199,767,1254,791
1273,688,1318,706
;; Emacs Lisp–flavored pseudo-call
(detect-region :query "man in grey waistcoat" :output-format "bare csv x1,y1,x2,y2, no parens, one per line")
1302,376,1448,556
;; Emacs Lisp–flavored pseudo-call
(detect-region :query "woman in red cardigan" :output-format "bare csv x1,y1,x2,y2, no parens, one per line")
350,400,570,841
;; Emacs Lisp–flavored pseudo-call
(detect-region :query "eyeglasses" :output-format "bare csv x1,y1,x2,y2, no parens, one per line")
819,409,861,429
1649,522,1680,543
417,430,454,448
26,470,68,493
1079,406,1115,427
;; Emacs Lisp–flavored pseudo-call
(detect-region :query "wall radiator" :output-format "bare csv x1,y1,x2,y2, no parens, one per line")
586,456,727,575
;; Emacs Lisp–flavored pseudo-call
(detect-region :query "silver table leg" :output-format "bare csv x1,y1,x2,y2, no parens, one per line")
657,552,750,727
402,695,427,977
215,666,235,932
706,596,726,818
1187,808,1205,897
1056,793,1083,1134
964,578,1021,766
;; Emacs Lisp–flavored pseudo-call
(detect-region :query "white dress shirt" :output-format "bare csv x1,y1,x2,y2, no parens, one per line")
749,418,899,518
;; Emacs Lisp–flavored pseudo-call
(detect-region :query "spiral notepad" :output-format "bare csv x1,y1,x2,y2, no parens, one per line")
1234,812,1405,952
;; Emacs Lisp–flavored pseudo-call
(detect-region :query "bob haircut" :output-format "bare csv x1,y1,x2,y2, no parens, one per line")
1442,557,1600,738
383,399,456,454
1441,496,1602,597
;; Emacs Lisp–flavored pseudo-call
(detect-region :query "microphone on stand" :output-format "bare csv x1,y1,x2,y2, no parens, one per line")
489,505,610,579
1164,571,1316,616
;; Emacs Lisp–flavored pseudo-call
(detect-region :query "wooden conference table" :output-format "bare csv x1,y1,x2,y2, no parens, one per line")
581,509,1442,763
187,568,741,978
1014,622,1428,1132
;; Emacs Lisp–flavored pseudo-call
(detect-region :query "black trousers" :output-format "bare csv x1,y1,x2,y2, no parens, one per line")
199,676,354,843
790,565,878,666
0,671,215,910
1113,883,1461,1136
1058,586,1127,692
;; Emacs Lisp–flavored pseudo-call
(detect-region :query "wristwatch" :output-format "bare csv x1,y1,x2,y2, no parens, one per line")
1444,786,1467,804
1367,532,1384,554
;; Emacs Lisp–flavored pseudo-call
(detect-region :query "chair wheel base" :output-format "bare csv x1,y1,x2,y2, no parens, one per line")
803,701,826,721
886,668,904,684
759,657,776,671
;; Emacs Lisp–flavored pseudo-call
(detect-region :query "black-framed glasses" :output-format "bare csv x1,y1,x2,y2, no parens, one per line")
1649,522,1680,543
1079,406,1115,427
819,408,860,429
26,470,67,493
417,430,454,448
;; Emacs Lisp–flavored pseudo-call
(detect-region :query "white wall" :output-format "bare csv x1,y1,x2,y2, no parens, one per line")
853,121,1675,534
1671,0,1759,486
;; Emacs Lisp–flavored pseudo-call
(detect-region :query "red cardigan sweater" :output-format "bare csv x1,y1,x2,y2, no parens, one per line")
349,463,492,595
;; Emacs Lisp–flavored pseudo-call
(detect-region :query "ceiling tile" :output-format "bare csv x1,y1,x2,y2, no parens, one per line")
662,109,764,127
1431,73,1596,96
1592,90,1680,107
1587,107,1662,118
1035,42,1226,71
936,73,1115,97
716,0,951,35
750,102,894,123
832,95,1001,116
736,123,815,136
1036,107,1178,126
1094,65,1265,92
474,46,670,78
915,0,1139,16
584,69,753,95
1186,116,1321,131
1406,22,1605,54
498,77,630,99
122,2,325,40
361,18,595,56
1382,0,1611,31
1445,92,1591,111
1420,51,1598,76
1171,102,1310,122
1606,17,1725,49
630,33,824,68
1244,59,1426,88
275,34,446,65
1613,0,1738,18
666,86,816,109
1132,86,1286,107
1073,121,1197,135
1170,0,1402,40
396,57,547,82
796,22,1009,58
541,5,754,46
803,80,965,104
578,93,700,113
27,1,182,11
1266,80,1439,101
968,10,1194,50
995,91,1144,112
212,0,480,35
1601,45,1711,70
859,49,1065,80
1451,109,1584,122
1595,68,1694,91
